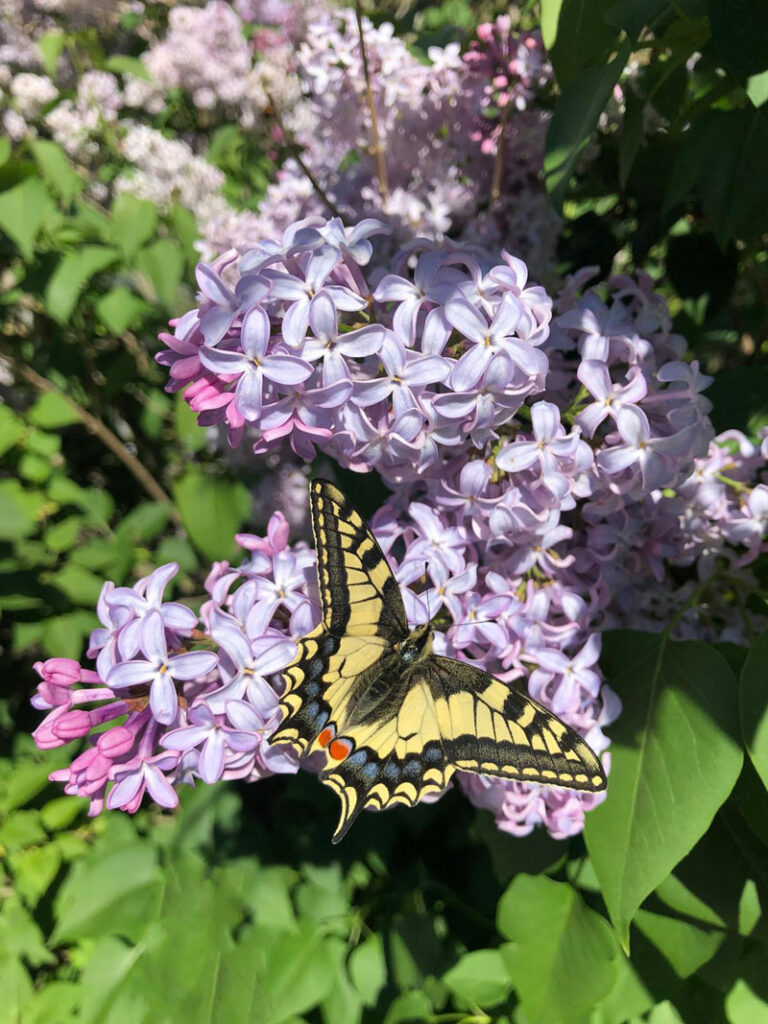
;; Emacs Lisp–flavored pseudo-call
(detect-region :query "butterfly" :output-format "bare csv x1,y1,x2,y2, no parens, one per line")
268,479,606,843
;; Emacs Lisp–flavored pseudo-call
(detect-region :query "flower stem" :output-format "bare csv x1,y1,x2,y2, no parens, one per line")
490,101,510,204
10,357,181,522
265,91,344,219
355,0,389,203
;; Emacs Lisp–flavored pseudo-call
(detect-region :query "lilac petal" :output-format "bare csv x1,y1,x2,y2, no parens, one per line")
421,308,451,355
161,602,198,632
225,729,261,753
200,307,237,348
450,345,491,391
308,290,337,341
495,441,540,473
598,446,639,475
117,618,143,661
261,744,300,774
373,274,415,302
490,298,521,337
108,770,143,809
353,378,393,407
432,392,477,418
241,307,271,359
141,610,168,662
503,338,548,378
617,405,650,446
188,702,216,729
197,264,236,307
199,732,226,784
262,354,314,386
144,563,178,606
337,324,386,357
107,660,156,689
577,360,611,400
577,403,609,438
168,650,218,680
161,725,212,751
144,763,179,807
535,649,569,673
235,367,265,421
200,347,247,375
403,355,449,387
282,297,310,348
445,299,488,343
531,401,561,442
213,617,253,669
311,379,354,407
253,637,297,675
234,274,270,307
150,673,178,725
305,247,339,290
225,699,264,731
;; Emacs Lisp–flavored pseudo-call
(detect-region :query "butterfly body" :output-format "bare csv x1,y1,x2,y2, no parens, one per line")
269,479,607,843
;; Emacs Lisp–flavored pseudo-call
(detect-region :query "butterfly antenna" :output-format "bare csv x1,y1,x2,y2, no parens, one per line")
424,562,432,623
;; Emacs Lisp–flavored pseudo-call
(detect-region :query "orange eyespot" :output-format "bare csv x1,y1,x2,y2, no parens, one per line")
328,738,353,761
317,726,336,748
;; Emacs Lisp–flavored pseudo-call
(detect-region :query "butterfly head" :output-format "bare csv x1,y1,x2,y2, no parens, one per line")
397,623,434,666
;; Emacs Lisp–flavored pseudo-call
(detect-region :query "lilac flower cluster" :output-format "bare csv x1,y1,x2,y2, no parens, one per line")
35,214,768,839
32,552,301,817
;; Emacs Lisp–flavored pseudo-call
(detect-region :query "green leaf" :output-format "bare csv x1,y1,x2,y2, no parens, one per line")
19,452,53,484
590,954,654,1024
349,934,387,1008
213,921,338,1024
548,0,620,86
37,30,66,78
27,391,80,429
383,991,433,1024
540,0,565,48
53,562,104,604
114,502,171,544
155,536,197,574
135,238,185,309
584,633,743,948
497,874,620,1024
45,245,119,324
174,395,208,453
619,88,645,188
41,610,98,659
44,515,83,553
0,954,33,1022
545,42,631,212
443,948,512,1009
173,470,251,561
0,178,55,260
726,980,768,1024
51,840,164,945
0,406,23,457
96,287,150,335
633,909,724,978
0,810,47,852
104,54,151,80
0,137,10,167
9,842,63,907
740,629,768,790
0,896,56,967
109,193,159,261
0,480,45,541
40,795,87,831
31,140,83,205
606,0,667,41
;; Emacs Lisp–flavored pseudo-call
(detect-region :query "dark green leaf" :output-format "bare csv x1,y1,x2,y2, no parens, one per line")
173,470,251,561
0,406,23,457
548,0,620,87
707,0,768,108
44,245,119,324
27,391,80,429
584,633,743,947
0,480,45,541
497,874,620,1024
740,629,768,790
606,0,667,41
9,842,63,907
545,43,631,212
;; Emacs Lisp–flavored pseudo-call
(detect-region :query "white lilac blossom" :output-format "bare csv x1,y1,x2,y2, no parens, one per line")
35,215,768,841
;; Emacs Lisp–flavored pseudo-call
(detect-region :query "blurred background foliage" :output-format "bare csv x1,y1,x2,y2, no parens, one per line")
1,0,768,1022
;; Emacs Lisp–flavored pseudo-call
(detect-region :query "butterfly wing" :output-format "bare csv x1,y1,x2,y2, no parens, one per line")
269,479,408,756
320,655,606,843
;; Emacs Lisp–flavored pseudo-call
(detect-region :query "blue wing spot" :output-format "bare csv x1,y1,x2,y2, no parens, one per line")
305,701,320,719
383,763,399,780
304,682,321,697
403,760,421,778
424,746,442,763
362,763,380,780
346,750,368,767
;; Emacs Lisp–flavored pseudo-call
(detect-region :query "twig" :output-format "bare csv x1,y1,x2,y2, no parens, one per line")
12,359,181,522
354,0,389,203
490,101,511,204
265,91,344,220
